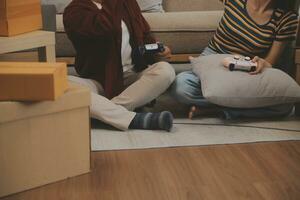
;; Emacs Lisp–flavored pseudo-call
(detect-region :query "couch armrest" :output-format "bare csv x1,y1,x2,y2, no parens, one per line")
41,5,57,32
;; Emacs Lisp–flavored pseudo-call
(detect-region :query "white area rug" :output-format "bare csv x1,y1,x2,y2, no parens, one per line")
91,117,300,151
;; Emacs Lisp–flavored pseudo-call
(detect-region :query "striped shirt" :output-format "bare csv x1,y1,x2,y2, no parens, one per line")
208,0,299,58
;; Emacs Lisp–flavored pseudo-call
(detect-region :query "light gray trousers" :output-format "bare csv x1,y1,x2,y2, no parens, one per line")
68,62,175,130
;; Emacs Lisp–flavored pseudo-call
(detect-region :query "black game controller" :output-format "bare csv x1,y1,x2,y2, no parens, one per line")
138,43,165,55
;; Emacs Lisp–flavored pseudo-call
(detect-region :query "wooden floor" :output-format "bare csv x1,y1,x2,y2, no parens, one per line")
2,141,300,200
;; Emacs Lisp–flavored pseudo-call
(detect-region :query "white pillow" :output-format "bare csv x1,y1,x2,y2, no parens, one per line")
136,0,164,13
191,54,300,108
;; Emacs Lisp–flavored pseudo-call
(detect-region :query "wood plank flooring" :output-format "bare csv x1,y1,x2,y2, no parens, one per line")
2,141,300,200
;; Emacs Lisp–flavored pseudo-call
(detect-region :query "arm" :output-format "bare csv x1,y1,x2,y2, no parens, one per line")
250,41,287,75
134,0,172,61
139,8,156,44
264,41,288,65
250,10,298,75
63,3,114,38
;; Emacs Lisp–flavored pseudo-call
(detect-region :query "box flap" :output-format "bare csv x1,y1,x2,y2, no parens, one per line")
0,83,91,124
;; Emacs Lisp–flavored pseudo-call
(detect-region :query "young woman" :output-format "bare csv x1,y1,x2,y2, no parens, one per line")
64,0,175,131
172,0,299,119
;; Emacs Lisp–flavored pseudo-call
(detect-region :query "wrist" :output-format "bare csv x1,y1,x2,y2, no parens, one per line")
266,61,272,68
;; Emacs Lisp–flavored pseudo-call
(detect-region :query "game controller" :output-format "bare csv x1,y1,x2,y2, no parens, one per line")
138,43,165,55
223,55,257,72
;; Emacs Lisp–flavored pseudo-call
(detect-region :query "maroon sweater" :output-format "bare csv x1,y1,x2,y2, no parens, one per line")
63,0,156,99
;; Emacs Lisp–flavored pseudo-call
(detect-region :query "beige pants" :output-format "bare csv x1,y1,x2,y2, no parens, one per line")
68,62,176,130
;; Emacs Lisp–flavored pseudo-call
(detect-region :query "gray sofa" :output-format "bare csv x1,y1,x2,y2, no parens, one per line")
51,0,299,75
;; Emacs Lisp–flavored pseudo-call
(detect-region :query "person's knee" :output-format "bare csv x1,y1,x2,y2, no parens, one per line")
171,72,193,103
68,75,104,94
153,62,176,84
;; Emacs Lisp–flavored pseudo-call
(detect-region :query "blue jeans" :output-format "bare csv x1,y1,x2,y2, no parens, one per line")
171,47,294,120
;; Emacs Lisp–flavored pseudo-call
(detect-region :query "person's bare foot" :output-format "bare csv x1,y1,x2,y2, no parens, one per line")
188,106,221,119
188,106,198,119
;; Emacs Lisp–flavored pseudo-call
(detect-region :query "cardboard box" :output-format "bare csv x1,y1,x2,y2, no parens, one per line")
0,84,91,198
0,62,68,101
0,0,42,36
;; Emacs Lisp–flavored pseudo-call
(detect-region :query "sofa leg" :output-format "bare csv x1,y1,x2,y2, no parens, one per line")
295,103,300,117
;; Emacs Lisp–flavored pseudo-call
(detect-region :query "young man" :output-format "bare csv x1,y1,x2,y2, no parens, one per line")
63,0,176,131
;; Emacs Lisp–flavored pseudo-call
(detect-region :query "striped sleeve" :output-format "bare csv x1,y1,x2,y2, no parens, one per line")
275,11,299,41
219,0,227,4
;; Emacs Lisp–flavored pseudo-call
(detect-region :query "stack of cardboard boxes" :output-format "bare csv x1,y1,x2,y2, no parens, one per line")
0,1,91,198
0,82,91,198
0,65,91,199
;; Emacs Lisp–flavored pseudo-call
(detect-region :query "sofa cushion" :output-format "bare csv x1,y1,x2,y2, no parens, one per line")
191,54,300,108
56,15,65,33
56,11,223,32
143,11,222,32
136,0,164,12
163,0,223,12
42,0,164,13
152,32,215,54
56,32,77,57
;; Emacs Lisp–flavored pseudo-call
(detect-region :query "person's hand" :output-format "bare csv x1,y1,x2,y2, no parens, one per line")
250,56,272,75
156,46,172,61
